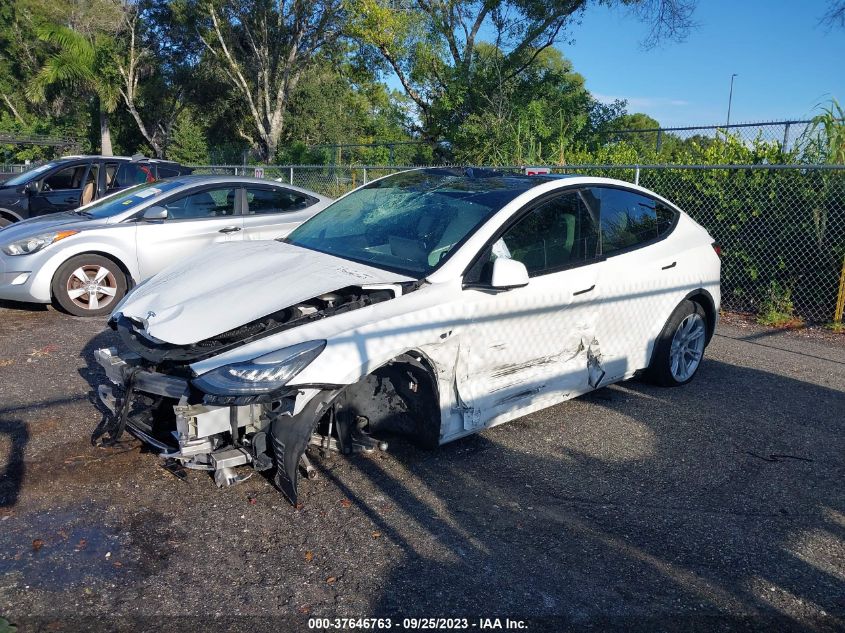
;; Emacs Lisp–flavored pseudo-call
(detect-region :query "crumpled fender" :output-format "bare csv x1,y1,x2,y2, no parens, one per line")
270,389,339,505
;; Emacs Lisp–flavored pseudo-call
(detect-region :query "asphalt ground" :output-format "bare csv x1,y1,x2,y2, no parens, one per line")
0,302,843,633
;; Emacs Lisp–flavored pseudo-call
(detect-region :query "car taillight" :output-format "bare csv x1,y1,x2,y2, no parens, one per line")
712,243,722,257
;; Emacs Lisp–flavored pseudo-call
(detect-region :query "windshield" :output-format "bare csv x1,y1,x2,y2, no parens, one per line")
78,180,187,219
5,163,57,186
284,168,546,277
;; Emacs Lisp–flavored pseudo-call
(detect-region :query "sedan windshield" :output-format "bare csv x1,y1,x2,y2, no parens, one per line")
284,168,549,277
80,180,186,219
5,163,57,185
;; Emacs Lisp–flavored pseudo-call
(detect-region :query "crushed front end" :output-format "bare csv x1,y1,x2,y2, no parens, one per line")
94,345,295,487
92,285,403,504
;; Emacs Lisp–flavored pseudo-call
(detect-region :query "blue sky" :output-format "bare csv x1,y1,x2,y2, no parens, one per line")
564,0,845,126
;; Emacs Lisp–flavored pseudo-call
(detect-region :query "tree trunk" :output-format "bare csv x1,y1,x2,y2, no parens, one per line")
99,106,113,156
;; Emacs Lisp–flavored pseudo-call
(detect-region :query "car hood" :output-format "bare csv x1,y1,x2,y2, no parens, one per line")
114,240,415,345
0,212,110,240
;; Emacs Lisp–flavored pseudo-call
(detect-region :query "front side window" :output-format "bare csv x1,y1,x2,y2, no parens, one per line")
246,187,311,215
466,191,600,282
42,163,89,191
591,188,675,255
285,169,547,277
163,186,238,220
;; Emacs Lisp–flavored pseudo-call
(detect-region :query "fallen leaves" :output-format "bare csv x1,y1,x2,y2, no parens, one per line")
32,539,44,552
304,551,314,562
326,576,337,584
339,498,352,509
28,344,59,359
372,531,382,539
0,359,13,368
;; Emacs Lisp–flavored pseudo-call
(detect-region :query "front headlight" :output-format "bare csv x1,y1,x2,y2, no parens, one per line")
2,230,78,256
193,340,326,396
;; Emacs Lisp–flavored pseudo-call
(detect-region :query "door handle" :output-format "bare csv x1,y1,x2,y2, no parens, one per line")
661,261,677,270
218,226,242,234
573,284,595,296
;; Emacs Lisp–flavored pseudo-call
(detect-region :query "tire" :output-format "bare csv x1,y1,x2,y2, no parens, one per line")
51,254,127,317
647,299,708,387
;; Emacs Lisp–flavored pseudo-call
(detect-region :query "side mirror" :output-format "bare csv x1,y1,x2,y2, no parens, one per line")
141,205,167,221
490,257,529,290
24,181,38,194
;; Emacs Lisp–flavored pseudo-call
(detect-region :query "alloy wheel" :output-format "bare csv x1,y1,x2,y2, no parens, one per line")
669,312,705,382
66,265,118,311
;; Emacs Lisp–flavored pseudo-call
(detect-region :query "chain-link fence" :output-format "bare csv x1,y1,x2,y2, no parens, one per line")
596,120,815,155
206,162,841,325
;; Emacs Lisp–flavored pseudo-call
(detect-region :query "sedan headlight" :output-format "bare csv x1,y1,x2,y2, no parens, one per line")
2,230,79,256
193,340,326,396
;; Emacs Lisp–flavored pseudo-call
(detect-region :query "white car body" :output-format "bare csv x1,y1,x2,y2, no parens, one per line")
94,169,720,502
0,176,332,309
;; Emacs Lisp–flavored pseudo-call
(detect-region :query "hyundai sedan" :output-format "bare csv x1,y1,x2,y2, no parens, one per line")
0,176,332,315
93,168,720,502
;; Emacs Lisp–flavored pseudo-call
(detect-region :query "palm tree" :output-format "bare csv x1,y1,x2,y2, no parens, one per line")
26,24,119,155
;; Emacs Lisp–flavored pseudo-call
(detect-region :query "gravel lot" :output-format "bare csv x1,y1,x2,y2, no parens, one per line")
0,303,843,632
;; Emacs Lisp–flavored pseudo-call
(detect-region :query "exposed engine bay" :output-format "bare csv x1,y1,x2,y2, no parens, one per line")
93,284,438,504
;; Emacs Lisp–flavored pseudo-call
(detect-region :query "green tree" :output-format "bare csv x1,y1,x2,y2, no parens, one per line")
168,109,209,164
188,0,346,162
347,0,696,145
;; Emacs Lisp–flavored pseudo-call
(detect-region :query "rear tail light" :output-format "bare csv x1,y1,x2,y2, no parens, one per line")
712,243,722,257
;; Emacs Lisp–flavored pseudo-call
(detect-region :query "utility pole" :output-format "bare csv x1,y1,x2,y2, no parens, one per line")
726,73,738,129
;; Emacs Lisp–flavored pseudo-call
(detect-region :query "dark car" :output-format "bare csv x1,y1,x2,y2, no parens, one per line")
0,155,192,227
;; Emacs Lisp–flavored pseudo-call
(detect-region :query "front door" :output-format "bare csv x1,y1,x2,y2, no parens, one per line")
135,185,244,279
29,161,92,216
455,189,605,429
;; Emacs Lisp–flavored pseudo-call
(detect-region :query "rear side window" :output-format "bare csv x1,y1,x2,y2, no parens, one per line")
156,165,180,178
590,188,676,255
114,163,155,187
245,187,311,215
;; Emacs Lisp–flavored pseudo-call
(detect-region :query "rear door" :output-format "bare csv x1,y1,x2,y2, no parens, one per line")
590,186,681,377
241,185,321,240
134,184,244,279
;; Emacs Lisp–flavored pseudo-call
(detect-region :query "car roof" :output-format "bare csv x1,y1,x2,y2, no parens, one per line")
154,174,330,199
58,155,182,164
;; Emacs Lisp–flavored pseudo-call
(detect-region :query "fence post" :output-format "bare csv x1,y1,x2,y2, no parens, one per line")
289,166,294,185
782,122,791,153
634,165,640,186
656,130,662,153
363,166,368,184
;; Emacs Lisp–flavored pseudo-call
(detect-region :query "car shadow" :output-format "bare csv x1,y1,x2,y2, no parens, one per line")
317,357,844,631
0,298,49,312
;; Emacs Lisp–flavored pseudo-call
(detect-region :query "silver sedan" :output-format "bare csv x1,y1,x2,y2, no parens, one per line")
0,175,332,316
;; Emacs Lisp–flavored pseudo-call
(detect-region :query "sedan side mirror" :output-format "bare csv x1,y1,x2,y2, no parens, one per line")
24,181,38,194
141,205,167,221
490,257,529,290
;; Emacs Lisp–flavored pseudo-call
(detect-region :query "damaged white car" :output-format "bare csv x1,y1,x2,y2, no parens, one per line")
93,168,721,503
